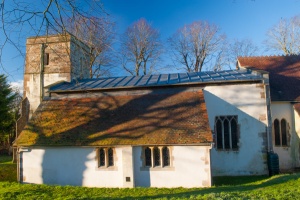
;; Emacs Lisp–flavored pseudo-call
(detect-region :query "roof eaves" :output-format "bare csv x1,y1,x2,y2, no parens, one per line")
17,142,213,148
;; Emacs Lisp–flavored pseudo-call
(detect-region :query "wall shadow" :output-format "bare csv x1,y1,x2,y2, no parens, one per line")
203,87,270,176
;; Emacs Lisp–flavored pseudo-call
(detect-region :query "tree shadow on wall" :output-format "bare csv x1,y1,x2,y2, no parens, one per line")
24,86,210,186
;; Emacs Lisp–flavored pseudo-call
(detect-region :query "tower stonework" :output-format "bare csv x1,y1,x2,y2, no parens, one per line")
24,34,91,117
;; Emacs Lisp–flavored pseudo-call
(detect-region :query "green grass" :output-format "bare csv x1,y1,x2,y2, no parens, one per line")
1,155,300,199
1,174,300,199
0,155,17,182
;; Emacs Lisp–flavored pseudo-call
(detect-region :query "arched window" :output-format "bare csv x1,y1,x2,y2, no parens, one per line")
215,116,239,150
99,148,105,167
216,118,223,149
281,119,287,146
98,147,115,168
224,119,230,149
274,119,280,146
231,117,238,149
143,146,171,168
153,147,160,167
274,118,289,146
162,147,170,167
145,147,152,167
108,148,114,166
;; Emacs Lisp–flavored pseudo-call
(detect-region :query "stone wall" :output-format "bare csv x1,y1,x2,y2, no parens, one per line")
16,97,30,137
24,34,90,117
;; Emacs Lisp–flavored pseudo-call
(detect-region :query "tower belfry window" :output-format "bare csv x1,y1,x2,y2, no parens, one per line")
44,53,49,65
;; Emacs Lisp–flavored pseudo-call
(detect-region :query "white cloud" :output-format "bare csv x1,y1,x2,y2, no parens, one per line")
9,80,23,94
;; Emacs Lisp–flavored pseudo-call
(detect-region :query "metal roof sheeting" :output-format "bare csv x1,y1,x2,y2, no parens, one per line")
50,69,263,92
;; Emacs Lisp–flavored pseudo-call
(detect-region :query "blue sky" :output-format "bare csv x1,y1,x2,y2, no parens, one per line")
2,0,300,87
102,0,300,44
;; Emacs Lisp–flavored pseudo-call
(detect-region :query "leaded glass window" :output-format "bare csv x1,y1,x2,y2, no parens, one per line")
215,116,239,150
154,147,160,167
274,119,280,146
145,147,152,167
108,148,114,166
162,147,170,167
99,148,105,167
216,119,223,149
143,146,171,168
274,118,289,146
281,119,287,146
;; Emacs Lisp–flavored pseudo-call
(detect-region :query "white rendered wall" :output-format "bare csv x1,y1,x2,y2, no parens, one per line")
204,84,269,176
271,102,300,170
20,147,134,187
20,146,211,188
295,108,300,163
133,146,211,188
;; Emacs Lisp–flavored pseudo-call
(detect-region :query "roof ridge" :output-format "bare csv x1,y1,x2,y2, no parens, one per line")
238,54,300,59
70,69,244,82
50,69,261,92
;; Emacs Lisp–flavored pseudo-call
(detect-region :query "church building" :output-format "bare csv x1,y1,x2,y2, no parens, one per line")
15,34,300,188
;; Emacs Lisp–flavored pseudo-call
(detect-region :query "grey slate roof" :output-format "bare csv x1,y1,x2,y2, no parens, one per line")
50,69,263,92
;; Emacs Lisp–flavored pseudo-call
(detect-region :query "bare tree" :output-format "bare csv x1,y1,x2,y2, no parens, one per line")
0,0,107,73
228,38,258,67
120,18,162,76
168,21,226,72
207,38,258,71
264,15,300,55
65,15,116,78
210,41,229,71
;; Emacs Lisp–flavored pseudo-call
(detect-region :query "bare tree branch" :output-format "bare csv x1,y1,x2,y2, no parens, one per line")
0,0,108,78
168,21,225,72
228,38,258,68
63,15,116,78
264,15,300,55
120,18,162,76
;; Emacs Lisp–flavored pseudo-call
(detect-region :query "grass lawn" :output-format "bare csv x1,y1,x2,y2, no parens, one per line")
0,155,17,183
1,155,300,199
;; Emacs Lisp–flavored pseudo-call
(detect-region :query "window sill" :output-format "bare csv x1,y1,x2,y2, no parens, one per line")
140,166,175,171
215,149,239,152
95,166,118,171
274,146,289,150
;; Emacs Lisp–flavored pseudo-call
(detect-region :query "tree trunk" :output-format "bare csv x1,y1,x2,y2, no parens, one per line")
12,147,17,163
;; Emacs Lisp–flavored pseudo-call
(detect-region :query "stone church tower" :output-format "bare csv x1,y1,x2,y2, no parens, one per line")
23,34,91,117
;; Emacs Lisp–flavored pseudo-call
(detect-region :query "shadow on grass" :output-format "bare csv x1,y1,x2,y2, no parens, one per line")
1,173,300,199
102,173,300,200
0,155,13,164
213,175,269,186
0,155,17,182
